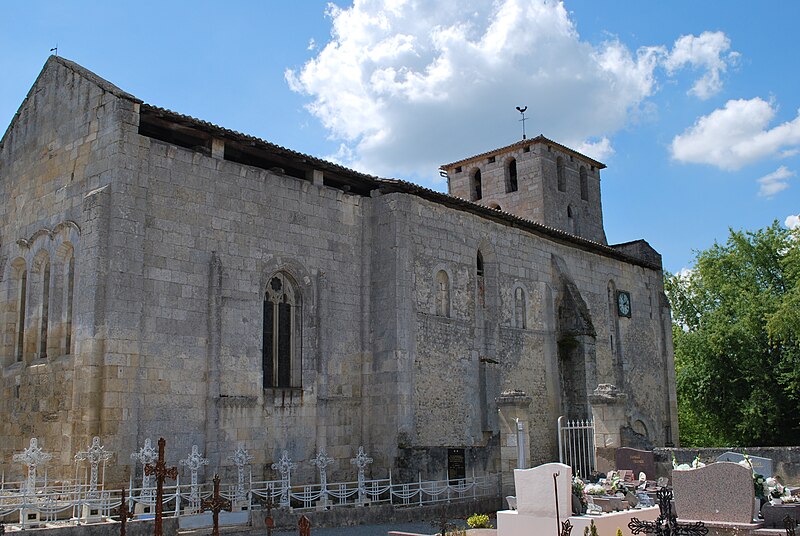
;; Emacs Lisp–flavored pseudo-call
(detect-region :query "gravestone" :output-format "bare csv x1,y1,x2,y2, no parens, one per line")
672,462,754,523
515,463,572,519
447,448,466,482
497,462,573,536
716,452,773,477
615,447,655,479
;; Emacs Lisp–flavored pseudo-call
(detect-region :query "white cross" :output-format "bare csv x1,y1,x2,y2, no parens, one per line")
180,445,209,511
271,451,297,507
131,438,158,492
75,436,113,498
350,446,373,502
13,438,53,493
228,443,254,503
311,448,335,491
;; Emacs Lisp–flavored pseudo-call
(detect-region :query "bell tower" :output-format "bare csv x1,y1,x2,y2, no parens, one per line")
440,135,607,245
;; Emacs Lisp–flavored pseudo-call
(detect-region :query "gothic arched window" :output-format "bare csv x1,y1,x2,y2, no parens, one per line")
506,159,518,193
263,273,302,388
14,261,28,363
39,259,51,358
580,166,588,200
514,287,527,329
557,156,566,192
435,270,450,317
64,254,75,354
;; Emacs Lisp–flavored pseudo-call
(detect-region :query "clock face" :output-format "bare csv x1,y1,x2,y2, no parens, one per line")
617,291,631,317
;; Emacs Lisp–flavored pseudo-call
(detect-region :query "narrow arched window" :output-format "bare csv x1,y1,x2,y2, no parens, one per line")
476,251,485,307
39,260,50,358
580,166,588,200
64,255,75,354
567,205,575,234
514,287,527,329
557,157,566,192
263,273,302,388
506,159,518,193
471,169,482,201
435,270,450,317
15,267,28,362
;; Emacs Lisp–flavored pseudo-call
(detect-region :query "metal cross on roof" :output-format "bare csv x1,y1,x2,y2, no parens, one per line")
201,474,231,536
13,438,53,493
75,436,113,499
144,438,177,536
228,443,254,503
628,487,708,536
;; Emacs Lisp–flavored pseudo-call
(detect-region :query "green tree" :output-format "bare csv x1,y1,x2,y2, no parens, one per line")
665,221,800,446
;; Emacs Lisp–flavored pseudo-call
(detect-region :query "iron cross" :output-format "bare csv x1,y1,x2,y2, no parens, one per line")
628,487,708,536
144,437,178,536
117,488,135,536
201,474,231,536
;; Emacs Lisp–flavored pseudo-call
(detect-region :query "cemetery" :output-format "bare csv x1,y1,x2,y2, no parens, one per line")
0,431,797,535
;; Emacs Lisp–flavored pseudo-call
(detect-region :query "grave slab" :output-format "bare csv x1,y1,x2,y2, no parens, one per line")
615,447,656,480
672,461,755,524
497,462,572,536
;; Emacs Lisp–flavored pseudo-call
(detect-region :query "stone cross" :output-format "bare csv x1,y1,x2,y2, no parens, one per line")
144,438,177,536
201,474,231,536
131,438,158,495
311,448,334,492
298,515,311,536
629,487,708,536
349,446,373,503
13,437,53,493
179,444,209,512
75,436,113,499
227,443,254,503
271,451,297,507
117,488,134,536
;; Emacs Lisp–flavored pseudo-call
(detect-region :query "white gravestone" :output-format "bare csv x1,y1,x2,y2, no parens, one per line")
497,462,572,536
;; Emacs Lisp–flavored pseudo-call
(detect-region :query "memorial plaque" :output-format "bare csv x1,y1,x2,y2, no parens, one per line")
447,448,466,482
615,447,655,479
716,452,773,477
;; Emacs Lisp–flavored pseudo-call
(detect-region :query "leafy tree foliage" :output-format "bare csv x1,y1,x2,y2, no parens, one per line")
665,221,800,446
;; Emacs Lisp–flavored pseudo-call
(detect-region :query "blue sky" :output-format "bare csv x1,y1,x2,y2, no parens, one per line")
1,1,797,273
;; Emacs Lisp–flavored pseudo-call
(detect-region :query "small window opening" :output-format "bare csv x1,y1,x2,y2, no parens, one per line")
471,169,482,201
476,251,485,308
506,159,518,193
64,256,75,354
435,270,450,317
487,156,496,163
455,166,462,173
514,287,527,329
16,270,27,362
523,146,531,153
580,166,588,201
557,157,566,192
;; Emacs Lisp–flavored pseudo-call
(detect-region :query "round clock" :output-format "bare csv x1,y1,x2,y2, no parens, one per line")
617,291,631,317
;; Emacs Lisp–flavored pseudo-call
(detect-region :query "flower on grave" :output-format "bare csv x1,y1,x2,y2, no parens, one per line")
572,476,588,508
585,483,607,496
691,456,705,469
765,477,787,499
739,453,768,499
671,451,692,471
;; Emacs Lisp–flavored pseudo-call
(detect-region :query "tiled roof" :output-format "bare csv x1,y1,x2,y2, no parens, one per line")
439,135,607,170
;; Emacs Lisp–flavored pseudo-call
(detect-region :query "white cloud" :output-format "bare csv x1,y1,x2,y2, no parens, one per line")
756,166,794,198
786,214,800,230
287,0,726,182
671,98,800,170
307,38,317,51
664,31,738,100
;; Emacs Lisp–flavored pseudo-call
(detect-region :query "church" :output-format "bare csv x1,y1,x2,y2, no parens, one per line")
0,56,678,486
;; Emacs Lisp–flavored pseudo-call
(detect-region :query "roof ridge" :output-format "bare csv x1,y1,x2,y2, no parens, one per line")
50,56,142,103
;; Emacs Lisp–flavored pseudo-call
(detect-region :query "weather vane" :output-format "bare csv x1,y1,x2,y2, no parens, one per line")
516,106,528,140
50,45,58,57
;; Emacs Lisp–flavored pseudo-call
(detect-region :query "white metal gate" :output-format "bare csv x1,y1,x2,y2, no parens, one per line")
557,416,596,478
